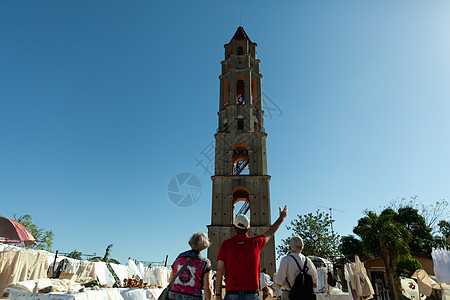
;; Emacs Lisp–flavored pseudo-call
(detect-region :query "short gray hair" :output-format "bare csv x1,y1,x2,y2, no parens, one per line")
189,231,210,252
290,236,304,253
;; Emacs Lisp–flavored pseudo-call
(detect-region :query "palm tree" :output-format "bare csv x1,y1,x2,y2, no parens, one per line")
353,210,411,300
89,244,120,264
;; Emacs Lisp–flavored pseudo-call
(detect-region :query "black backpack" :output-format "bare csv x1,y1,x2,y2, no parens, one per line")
287,255,315,300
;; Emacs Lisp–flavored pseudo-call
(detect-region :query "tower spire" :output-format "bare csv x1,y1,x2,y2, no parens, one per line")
230,26,252,42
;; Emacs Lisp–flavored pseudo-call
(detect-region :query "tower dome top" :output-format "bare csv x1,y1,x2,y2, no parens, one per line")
230,26,252,43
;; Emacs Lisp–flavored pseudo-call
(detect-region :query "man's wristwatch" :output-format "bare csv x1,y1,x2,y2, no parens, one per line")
216,294,222,297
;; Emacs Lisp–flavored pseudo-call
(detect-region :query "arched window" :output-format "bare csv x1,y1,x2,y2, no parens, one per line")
236,79,245,105
232,187,250,221
232,143,249,175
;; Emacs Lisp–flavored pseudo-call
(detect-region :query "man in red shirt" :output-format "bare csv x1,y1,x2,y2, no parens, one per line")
215,206,288,300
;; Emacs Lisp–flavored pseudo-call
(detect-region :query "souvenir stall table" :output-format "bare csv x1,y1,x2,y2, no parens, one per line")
0,222,169,300
118,288,163,300
1,249,168,300
6,288,123,300
6,287,164,300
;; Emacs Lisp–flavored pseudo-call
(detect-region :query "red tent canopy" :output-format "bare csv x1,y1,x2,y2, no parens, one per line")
0,217,38,246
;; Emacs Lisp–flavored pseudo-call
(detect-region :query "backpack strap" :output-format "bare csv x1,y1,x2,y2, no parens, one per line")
290,254,309,273
285,254,309,288
302,256,309,273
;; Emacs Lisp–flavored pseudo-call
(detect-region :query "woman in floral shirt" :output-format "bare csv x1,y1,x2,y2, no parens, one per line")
168,232,213,300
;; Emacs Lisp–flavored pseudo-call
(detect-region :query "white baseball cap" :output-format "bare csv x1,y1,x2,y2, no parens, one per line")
234,214,250,229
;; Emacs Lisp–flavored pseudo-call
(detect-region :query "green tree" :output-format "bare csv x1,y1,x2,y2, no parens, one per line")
438,220,450,238
382,206,434,253
353,210,411,300
396,256,422,278
89,244,120,264
340,234,362,257
277,210,342,262
386,196,449,234
14,214,54,251
436,220,450,247
67,250,82,260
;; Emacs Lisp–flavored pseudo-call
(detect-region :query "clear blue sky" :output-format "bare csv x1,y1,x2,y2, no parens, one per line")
1,1,450,265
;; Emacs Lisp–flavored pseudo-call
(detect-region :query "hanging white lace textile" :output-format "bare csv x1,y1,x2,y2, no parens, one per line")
431,247,450,284
62,258,82,273
316,267,328,293
138,262,146,277
156,266,169,288
127,259,142,279
344,256,374,300
144,267,157,286
110,263,129,287
77,261,96,280
60,258,96,280
94,261,115,287
344,262,358,300
137,265,169,287
0,246,49,295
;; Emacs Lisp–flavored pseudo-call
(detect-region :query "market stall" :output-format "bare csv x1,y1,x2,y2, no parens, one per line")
0,243,170,300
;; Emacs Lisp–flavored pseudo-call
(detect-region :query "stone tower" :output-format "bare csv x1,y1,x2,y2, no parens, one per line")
207,27,275,276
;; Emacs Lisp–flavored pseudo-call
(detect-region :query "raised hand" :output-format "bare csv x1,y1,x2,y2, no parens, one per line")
279,206,288,219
